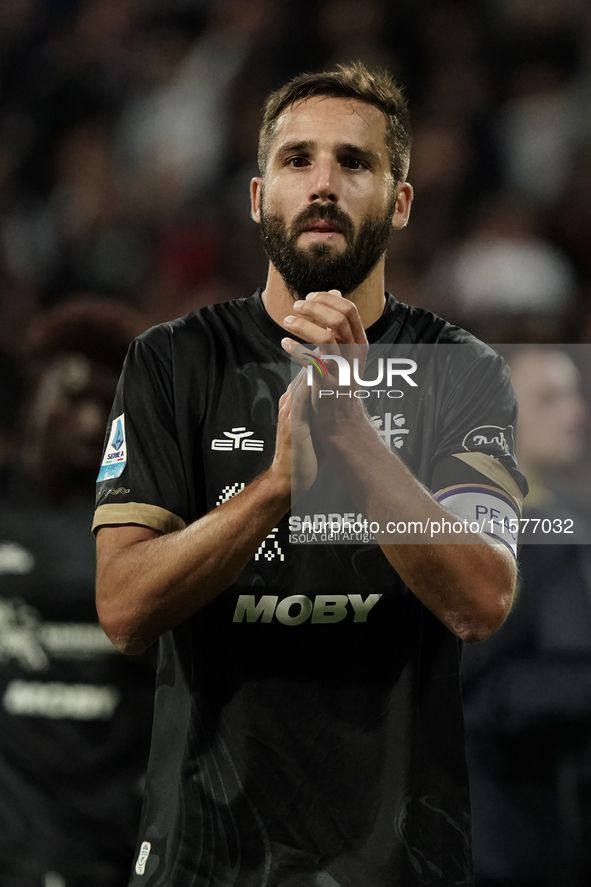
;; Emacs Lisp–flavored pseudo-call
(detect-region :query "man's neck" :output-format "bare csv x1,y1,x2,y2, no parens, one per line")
261,260,387,332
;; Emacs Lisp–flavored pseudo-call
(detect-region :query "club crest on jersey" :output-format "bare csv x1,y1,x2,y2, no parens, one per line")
211,427,264,452
97,414,127,481
370,413,409,449
462,424,514,456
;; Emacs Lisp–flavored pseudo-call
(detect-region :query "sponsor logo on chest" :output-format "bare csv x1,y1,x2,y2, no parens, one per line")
211,426,264,452
232,593,382,625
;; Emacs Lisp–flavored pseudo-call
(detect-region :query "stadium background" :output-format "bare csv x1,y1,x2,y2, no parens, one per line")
2,0,591,884
0,0,589,347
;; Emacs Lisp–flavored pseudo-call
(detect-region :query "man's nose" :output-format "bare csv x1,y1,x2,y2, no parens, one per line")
309,157,340,203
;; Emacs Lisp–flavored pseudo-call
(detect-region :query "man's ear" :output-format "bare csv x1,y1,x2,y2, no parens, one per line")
391,182,413,230
251,177,262,223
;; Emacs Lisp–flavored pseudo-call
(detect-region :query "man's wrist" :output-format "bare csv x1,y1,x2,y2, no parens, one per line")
317,400,374,446
260,464,292,511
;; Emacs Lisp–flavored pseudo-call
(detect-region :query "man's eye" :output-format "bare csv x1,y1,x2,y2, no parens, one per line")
341,157,365,170
287,156,309,167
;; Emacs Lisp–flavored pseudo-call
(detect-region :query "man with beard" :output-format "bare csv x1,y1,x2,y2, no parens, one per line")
94,64,526,887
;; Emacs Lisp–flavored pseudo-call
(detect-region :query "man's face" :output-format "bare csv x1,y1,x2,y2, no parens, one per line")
251,96,409,299
511,349,586,470
29,355,120,487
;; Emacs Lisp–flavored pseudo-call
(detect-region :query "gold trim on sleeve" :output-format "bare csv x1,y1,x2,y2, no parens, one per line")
92,503,186,535
451,452,524,511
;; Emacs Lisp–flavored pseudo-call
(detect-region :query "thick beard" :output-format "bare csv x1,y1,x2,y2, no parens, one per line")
259,198,396,300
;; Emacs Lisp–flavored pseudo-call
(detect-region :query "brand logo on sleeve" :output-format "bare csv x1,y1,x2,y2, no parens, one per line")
211,427,264,452
97,414,127,481
135,841,151,875
462,425,514,455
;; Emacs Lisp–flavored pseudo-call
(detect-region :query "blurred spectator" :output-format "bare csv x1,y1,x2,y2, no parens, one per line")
0,0,586,334
463,346,591,887
403,119,475,270
497,60,582,207
0,297,154,887
2,119,151,305
509,347,586,503
417,3,484,67
0,270,38,361
429,193,576,336
4,0,138,198
315,0,400,76
116,0,275,215
558,144,591,281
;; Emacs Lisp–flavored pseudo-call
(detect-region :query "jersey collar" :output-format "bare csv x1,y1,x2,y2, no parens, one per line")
246,288,404,349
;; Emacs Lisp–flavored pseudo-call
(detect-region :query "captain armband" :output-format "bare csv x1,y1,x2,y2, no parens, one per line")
435,484,520,556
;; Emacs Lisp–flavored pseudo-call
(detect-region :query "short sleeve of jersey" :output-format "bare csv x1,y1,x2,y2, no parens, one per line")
428,346,527,554
93,334,189,535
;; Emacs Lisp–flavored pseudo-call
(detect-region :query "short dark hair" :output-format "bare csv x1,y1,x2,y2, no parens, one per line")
26,297,145,372
258,62,411,184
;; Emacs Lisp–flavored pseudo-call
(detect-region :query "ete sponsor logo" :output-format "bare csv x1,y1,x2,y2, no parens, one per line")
462,424,514,456
232,593,382,625
211,427,264,452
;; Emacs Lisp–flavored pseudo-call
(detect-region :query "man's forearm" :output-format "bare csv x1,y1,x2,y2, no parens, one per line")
96,469,290,655
321,411,516,643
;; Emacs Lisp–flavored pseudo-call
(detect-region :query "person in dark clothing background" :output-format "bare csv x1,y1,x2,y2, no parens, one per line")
0,297,155,887
463,346,591,887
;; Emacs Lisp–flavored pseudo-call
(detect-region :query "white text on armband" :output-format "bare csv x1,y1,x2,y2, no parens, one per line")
435,485,519,556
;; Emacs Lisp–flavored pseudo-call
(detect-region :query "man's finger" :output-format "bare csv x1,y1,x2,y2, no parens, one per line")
287,291,367,345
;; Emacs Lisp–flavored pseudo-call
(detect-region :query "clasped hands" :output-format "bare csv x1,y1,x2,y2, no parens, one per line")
274,289,370,501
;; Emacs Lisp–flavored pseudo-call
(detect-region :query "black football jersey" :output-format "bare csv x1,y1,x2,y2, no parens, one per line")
94,292,526,887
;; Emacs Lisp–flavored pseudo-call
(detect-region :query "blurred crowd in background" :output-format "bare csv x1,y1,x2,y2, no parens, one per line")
2,0,591,885
0,0,591,351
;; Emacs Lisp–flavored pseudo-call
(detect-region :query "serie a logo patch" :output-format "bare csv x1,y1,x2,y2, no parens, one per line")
97,414,127,482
